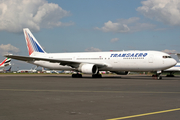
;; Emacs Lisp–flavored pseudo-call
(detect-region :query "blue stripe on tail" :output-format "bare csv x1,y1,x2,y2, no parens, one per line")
28,33,45,53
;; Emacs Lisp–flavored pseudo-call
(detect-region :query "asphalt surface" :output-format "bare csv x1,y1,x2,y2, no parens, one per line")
0,74,180,120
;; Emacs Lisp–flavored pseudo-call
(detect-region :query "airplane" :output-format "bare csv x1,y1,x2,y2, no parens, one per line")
42,67,60,73
4,66,12,73
163,53,180,77
5,28,177,79
163,63,180,77
17,69,37,73
0,66,12,73
0,58,11,68
17,66,37,73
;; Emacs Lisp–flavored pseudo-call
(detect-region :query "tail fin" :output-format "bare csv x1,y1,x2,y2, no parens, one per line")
0,58,11,67
23,28,46,56
176,53,180,61
6,67,11,72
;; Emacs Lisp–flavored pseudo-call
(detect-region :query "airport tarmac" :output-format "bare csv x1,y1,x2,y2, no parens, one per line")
0,74,180,120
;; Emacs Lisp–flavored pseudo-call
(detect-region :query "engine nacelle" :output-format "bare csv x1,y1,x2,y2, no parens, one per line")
78,64,98,74
111,71,129,75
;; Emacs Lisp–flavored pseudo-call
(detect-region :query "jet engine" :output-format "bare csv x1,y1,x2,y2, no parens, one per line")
78,64,98,74
111,71,129,75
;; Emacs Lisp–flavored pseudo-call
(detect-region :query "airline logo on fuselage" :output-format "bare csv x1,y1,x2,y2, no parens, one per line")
110,53,148,57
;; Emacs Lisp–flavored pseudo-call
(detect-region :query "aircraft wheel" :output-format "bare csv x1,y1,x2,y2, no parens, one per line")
166,75,175,77
72,74,82,78
78,74,82,78
152,75,156,77
72,74,76,78
157,76,162,80
92,74,102,78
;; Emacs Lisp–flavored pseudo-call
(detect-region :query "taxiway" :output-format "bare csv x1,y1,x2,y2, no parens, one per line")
0,74,180,120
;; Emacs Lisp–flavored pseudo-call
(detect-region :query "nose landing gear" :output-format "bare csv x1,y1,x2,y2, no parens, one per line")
152,74,162,80
152,71,162,80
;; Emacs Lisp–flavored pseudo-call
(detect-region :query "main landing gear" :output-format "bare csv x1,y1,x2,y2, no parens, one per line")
166,74,175,77
92,71,102,78
71,72,102,78
72,73,82,78
166,72,175,77
92,74,102,78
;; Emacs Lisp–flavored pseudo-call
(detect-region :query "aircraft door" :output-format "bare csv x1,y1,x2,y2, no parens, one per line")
148,54,153,63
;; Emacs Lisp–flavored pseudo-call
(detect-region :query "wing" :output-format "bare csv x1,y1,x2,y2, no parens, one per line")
4,54,107,68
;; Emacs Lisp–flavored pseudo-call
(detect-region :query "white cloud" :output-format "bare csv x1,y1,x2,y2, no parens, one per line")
137,0,180,26
110,38,119,43
95,20,130,33
95,17,155,33
0,0,73,33
85,47,102,52
0,44,19,55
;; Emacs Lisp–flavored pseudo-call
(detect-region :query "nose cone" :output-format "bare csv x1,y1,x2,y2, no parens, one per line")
162,58,177,70
170,58,177,67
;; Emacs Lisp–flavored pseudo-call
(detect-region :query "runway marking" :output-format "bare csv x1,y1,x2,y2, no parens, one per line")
0,89,180,94
106,108,180,120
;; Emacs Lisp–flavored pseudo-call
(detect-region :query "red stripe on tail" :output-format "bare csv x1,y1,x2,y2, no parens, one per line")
25,31,34,55
0,58,7,66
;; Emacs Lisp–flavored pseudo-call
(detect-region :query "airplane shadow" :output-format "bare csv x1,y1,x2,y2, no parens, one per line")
44,74,180,80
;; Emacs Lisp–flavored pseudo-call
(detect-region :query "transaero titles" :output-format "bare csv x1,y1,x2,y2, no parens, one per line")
110,53,148,57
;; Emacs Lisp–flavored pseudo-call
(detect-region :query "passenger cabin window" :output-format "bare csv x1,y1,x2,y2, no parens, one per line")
163,56,171,58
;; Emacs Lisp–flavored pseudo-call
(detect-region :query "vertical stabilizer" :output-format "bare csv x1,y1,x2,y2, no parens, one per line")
176,53,180,61
0,58,11,68
23,28,46,56
6,67,11,72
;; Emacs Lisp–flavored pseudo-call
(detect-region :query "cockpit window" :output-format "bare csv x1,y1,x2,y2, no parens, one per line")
163,56,172,58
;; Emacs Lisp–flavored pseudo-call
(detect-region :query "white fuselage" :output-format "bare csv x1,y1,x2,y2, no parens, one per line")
29,50,177,72
0,65,4,68
17,69,37,73
0,63,10,68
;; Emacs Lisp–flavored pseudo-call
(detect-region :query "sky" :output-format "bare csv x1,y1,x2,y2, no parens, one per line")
0,0,180,70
